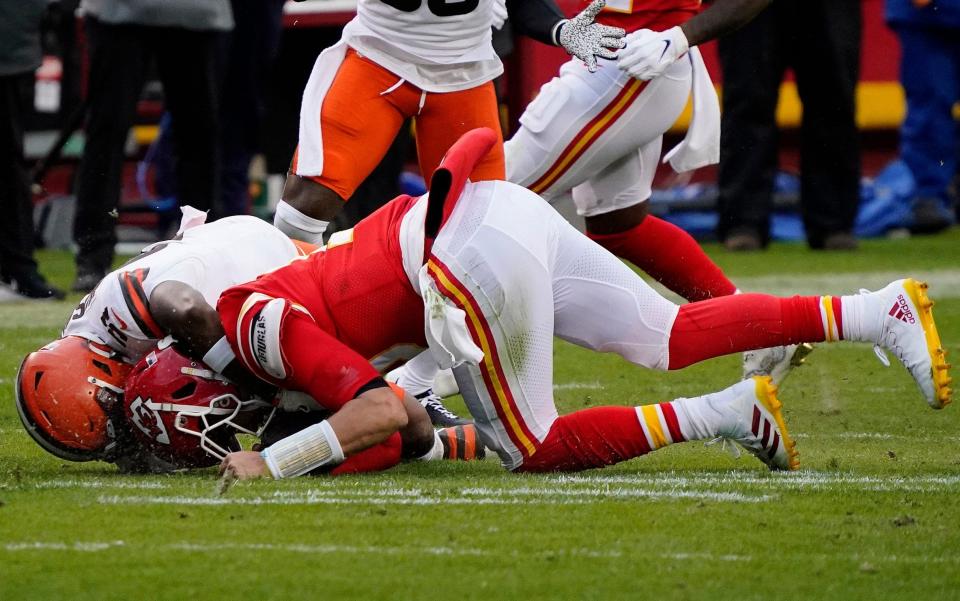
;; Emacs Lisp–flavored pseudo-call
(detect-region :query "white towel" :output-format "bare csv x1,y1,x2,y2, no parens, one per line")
297,41,349,176
663,46,721,173
418,266,484,370
176,205,208,235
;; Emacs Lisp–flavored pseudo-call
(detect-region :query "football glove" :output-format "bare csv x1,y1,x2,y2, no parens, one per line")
617,26,689,81
556,0,626,73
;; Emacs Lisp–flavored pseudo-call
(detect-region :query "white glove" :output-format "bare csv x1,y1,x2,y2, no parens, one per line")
491,0,508,30
617,26,689,81
273,199,328,245
556,0,626,73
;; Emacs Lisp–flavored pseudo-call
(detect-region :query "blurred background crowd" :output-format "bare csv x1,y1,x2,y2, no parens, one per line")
1,0,957,301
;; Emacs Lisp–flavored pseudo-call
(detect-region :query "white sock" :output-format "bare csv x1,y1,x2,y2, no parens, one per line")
395,351,442,397
838,292,880,343
670,396,722,441
416,431,445,462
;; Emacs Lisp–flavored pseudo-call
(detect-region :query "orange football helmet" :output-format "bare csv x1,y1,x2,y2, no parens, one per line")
15,336,132,461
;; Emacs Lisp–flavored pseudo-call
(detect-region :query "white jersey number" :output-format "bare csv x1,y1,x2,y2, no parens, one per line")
380,0,479,16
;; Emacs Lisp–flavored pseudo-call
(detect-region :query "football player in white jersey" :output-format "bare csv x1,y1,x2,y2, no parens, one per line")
274,0,625,244
14,211,309,465
15,210,465,470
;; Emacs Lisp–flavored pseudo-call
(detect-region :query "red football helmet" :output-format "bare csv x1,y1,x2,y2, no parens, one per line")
123,345,275,468
15,336,132,462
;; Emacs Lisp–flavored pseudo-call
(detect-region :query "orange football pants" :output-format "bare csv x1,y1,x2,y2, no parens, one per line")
292,48,506,201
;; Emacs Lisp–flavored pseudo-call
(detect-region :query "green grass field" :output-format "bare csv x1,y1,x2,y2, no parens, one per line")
2,232,960,600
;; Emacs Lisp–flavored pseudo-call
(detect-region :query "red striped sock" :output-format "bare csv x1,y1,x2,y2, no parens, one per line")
517,403,685,473
668,294,827,369
588,216,737,301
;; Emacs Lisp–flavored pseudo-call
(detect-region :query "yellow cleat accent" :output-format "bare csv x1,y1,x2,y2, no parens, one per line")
752,375,800,471
904,279,953,409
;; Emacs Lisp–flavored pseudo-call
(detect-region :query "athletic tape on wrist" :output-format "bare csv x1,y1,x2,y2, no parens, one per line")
201,336,236,374
274,200,329,244
260,420,345,479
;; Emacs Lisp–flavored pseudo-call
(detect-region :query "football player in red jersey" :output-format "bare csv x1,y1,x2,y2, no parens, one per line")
274,0,625,244
506,0,797,376
14,211,467,471
216,129,950,481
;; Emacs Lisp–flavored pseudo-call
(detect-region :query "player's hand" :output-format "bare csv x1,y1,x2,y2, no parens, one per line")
557,0,626,73
491,0,508,30
617,26,689,81
219,451,272,480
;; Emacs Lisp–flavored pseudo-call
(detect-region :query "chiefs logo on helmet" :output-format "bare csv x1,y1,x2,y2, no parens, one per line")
128,396,170,445
123,346,275,469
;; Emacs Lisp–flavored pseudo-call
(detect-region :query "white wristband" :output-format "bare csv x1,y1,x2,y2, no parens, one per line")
201,336,236,374
273,199,329,245
260,420,345,479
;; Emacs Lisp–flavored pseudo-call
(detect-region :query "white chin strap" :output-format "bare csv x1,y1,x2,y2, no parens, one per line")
273,200,328,245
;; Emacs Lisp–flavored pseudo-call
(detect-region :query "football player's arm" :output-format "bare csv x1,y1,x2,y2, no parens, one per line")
148,281,275,396
618,0,771,80
679,0,772,46
220,381,434,480
509,0,626,72
505,0,564,45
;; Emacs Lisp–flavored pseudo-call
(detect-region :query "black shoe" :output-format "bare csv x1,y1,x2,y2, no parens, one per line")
416,389,471,427
910,198,955,235
823,232,858,251
723,232,763,252
72,265,105,293
9,272,65,300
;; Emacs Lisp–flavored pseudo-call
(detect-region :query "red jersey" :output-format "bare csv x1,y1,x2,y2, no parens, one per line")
224,194,427,372
220,128,498,409
587,0,701,32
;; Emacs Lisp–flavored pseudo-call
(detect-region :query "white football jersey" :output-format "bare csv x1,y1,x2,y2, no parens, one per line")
341,0,502,92
63,216,299,362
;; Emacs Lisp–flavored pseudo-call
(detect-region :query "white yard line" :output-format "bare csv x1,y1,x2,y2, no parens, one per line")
553,472,960,491
3,540,957,567
95,485,772,506
553,381,603,391
30,479,171,490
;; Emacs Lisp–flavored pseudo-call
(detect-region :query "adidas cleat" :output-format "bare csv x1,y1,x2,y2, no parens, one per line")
743,343,815,385
437,424,486,461
871,279,952,409
710,376,799,471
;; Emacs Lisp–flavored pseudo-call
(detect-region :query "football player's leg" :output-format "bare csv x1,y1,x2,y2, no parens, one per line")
579,142,736,302
506,59,644,199
277,49,409,241
425,247,557,471
415,82,505,185
519,376,798,472
670,280,953,408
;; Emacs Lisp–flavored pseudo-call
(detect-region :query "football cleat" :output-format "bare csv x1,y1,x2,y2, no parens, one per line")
709,376,799,471
869,279,952,409
437,424,486,461
417,389,472,427
742,343,815,385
